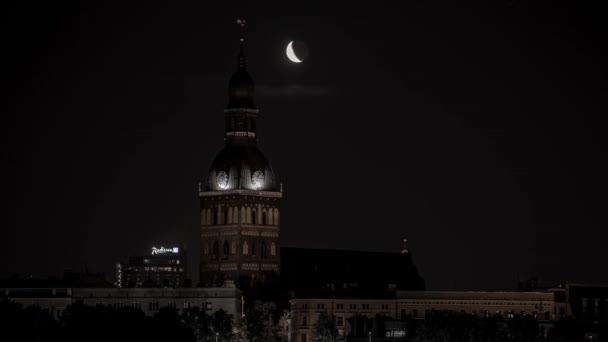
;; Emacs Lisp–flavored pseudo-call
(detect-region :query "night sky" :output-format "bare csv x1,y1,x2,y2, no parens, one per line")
3,2,607,291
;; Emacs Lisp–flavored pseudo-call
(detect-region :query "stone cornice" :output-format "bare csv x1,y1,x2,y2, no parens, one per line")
200,190,282,198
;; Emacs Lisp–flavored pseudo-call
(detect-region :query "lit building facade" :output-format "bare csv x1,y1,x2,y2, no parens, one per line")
72,287,241,319
199,39,281,289
289,290,567,342
2,286,242,320
116,246,187,288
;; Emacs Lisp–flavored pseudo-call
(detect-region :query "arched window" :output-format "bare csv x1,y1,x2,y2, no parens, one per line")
203,243,209,255
212,241,219,260
246,207,252,224
252,210,257,225
233,207,239,223
268,209,274,225
201,209,206,225
270,242,276,257
261,241,268,259
242,241,249,255
274,208,279,225
262,211,267,225
223,240,229,258
251,242,256,256
224,208,229,225
227,207,233,224
231,241,237,254
211,210,217,226
241,206,246,223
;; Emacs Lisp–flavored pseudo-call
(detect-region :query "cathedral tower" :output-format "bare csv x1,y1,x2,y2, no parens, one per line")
199,39,281,288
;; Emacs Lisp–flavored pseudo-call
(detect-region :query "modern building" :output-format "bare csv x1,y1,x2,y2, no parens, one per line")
116,246,187,288
2,286,242,320
199,37,281,289
289,290,567,342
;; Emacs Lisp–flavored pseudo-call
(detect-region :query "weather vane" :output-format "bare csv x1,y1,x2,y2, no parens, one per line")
401,238,409,254
236,19,246,42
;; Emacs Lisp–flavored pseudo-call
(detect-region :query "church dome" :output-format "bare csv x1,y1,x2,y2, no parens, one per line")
207,145,276,191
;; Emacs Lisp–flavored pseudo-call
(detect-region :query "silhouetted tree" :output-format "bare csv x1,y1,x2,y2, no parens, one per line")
0,299,59,342
546,316,584,342
239,301,279,342
277,310,291,342
504,314,542,342
150,306,196,342
416,311,476,342
183,306,213,341
313,312,343,342
211,309,236,341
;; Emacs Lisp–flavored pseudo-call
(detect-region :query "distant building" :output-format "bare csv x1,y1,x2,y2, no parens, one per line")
2,286,242,321
566,283,608,341
116,246,187,288
280,247,426,297
73,287,241,319
289,290,566,342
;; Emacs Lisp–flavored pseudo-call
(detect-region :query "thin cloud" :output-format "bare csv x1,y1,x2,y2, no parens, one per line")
257,84,335,97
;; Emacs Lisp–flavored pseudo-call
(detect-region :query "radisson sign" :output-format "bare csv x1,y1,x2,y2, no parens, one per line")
151,246,179,255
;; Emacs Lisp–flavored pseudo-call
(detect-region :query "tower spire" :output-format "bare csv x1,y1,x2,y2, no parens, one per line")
236,19,247,69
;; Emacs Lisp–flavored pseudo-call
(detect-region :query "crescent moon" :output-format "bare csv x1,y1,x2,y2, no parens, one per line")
286,41,302,63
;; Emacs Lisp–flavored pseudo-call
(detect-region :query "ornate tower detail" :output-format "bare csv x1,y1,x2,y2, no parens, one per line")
200,33,281,289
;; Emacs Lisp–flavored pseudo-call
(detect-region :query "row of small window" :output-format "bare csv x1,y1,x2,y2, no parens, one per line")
401,301,542,306
95,302,214,311
140,259,180,264
204,240,276,259
399,309,552,319
202,207,279,226
304,303,388,310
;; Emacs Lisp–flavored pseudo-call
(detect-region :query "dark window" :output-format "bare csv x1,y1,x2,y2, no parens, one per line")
401,309,406,319
224,209,229,224
251,242,256,256
261,241,268,258
303,316,307,326
337,316,343,326
212,210,217,225
223,241,229,259
413,309,418,318
301,334,307,342
212,241,219,260
262,211,267,225
252,211,257,224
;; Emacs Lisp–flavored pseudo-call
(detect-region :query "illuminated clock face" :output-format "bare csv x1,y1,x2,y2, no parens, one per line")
251,171,265,190
216,171,229,189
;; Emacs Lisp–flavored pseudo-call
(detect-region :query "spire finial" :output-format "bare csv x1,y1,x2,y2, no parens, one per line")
236,19,246,42
235,19,247,69
401,238,409,254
